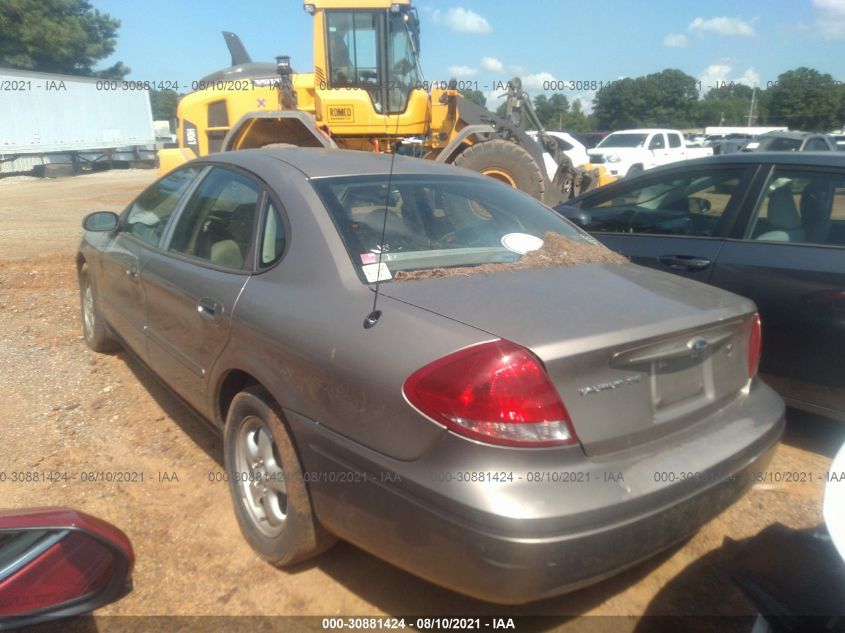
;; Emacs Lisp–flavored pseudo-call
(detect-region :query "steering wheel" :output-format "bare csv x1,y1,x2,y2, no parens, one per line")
434,226,499,248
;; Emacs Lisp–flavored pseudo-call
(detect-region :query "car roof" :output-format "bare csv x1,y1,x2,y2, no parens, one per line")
202,147,472,179
649,151,845,170
758,130,826,139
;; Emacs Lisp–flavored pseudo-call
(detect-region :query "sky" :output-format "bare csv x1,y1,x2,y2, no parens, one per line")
94,0,845,112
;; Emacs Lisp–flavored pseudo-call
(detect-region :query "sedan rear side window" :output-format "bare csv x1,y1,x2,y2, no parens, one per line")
260,202,286,266
580,168,746,236
804,138,831,151
124,167,201,247
749,169,845,246
168,167,261,269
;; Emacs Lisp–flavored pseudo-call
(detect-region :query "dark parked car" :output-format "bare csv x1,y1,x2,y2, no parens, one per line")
77,149,783,603
556,152,845,421
744,131,837,152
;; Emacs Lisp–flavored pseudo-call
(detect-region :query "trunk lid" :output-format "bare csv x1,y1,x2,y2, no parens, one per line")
383,263,756,456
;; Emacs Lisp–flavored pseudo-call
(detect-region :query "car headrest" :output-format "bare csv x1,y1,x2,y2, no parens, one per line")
767,186,802,230
800,180,833,224
229,204,255,243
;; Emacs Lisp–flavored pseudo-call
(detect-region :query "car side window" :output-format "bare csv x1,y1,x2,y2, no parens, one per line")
555,138,574,152
168,167,261,269
668,134,682,148
804,138,830,151
748,169,845,246
124,167,201,247
579,168,747,237
260,201,286,266
649,135,665,150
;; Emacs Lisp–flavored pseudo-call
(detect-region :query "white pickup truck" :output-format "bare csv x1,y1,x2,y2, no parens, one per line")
587,129,713,178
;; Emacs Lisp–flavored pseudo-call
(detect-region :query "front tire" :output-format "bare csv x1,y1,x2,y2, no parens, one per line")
552,157,576,199
79,263,118,353
452,139,545,201
224,387,336,566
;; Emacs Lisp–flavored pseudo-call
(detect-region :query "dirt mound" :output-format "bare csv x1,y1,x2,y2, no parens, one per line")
393,231,627,281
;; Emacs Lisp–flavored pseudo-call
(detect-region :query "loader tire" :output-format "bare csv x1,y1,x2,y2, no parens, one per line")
552,157,577,199
452,139,545,201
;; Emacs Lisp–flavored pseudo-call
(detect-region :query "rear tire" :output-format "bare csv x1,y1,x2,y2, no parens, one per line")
224,387,336,566
78,263,118,353
452,139,545,201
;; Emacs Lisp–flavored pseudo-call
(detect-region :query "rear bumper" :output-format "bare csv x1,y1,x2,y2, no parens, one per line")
288,383,784,604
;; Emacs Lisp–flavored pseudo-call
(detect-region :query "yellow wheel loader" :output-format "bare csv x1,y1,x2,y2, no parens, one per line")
157,0,599,203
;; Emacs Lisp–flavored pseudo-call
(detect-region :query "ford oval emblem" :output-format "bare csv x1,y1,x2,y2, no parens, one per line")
689,338,708,352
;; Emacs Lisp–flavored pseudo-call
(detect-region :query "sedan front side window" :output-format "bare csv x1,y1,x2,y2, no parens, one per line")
580,168,747,236
124,167,201,247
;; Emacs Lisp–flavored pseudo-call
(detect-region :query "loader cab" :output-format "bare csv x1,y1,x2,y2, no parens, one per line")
311,1,424,119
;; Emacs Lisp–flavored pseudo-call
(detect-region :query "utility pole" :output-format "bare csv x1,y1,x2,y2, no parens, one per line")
747,87,756,127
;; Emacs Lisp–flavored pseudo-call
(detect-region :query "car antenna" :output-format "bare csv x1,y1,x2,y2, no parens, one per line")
363,132,399,329
364,91,412,329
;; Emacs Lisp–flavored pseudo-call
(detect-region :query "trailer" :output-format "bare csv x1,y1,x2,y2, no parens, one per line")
0,67,156,176
703,126,787,138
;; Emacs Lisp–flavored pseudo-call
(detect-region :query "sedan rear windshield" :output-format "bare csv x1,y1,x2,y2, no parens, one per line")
597,133,649,148
756,136,803,151
311,174,591,282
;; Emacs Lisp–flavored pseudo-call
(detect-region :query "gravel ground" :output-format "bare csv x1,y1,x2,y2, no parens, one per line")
0,170,842,632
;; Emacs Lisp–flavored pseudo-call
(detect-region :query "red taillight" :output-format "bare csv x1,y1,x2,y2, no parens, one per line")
403,340,577,447
748,313,762,378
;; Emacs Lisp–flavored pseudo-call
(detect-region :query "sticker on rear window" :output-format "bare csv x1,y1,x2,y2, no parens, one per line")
501,232,544,255
362,262,392,283
360,253,378,265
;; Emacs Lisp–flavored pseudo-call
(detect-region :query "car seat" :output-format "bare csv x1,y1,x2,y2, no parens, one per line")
210,203,255,268
800,179,834,244
754,185,806,242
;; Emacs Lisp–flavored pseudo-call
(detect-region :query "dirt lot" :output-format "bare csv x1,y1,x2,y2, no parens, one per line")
0,170,842,632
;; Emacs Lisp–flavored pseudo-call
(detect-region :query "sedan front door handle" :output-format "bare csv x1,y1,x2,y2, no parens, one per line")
658,255,712,271
197,298,223,320
125,265,139,280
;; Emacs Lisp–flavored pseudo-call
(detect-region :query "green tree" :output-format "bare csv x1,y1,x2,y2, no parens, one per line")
565,98,594,131
767,67,842,130
533,93,569,129
594,69,698,129
0,0,128,78
149,89,179,121
460,89,487,109
694,83,756,126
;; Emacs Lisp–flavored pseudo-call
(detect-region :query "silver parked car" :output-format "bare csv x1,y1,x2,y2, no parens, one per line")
77,149,784,603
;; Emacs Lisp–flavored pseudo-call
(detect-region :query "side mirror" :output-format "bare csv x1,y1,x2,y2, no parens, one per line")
688,197,712,214
555,204,592,228
0,508,133,630
82,212,119,232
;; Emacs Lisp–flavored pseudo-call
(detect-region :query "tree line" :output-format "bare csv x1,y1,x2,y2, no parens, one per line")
471,67,845,133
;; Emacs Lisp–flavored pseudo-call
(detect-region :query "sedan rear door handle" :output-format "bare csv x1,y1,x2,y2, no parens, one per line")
197,298,223,320
658,255,711,271
125,264,139,281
